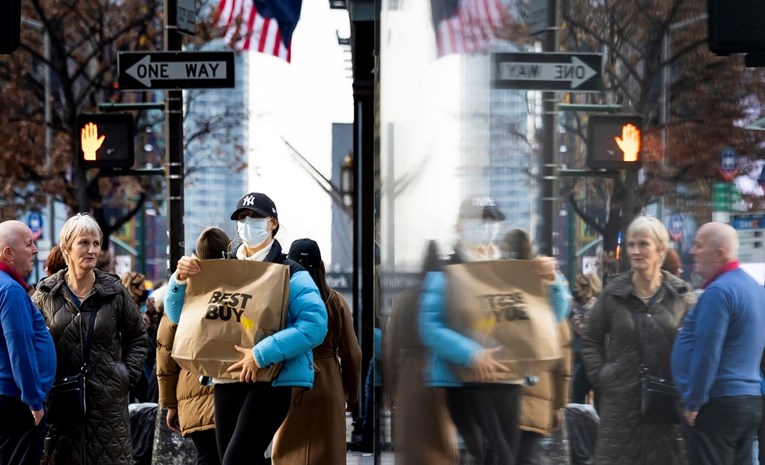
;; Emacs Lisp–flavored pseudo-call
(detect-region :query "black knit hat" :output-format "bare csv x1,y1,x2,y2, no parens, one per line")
230,192,278,221
288,238,322,269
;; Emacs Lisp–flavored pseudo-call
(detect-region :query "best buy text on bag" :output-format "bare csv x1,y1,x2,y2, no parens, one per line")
172,259,289,381
446,260,562,381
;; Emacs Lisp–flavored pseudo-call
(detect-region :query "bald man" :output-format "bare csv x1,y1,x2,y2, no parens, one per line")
0,221,56,465
672,222,765,465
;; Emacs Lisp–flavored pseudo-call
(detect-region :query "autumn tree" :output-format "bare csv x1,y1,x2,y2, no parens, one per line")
558,0,765,253
0,0,244,246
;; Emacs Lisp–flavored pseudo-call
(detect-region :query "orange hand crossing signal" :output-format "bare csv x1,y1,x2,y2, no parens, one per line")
615,123,641,162
587,115,643,170
76,113,135,169
80,122,105,161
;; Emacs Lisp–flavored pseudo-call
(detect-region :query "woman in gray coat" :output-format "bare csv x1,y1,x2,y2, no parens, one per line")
581,216,695,465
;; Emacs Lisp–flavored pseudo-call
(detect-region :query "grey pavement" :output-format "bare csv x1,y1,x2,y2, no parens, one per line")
345,451,394,464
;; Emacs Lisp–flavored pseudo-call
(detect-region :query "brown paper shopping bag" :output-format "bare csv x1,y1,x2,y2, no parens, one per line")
446,260,562,382
172,259,289,381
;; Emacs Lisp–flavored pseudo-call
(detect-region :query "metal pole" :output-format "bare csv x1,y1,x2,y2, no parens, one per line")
22,18,56,243
44,30,56,245
139,204,147,275
568,202,576,283
659,14,707,221
622,170,638,269
165,0,184,273
659,31,669,221
661,32,669,173
540,0,558,255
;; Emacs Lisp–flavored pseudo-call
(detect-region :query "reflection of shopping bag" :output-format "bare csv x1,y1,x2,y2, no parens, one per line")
446,260,562,381
172,259,289,381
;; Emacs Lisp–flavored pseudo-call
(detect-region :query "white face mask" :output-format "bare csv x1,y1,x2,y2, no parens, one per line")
237,217,271,248
460,220,501,247
461,220,484,247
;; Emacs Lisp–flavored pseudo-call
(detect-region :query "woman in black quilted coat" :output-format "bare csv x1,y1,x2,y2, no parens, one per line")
33,213,147,465
581,216,694,465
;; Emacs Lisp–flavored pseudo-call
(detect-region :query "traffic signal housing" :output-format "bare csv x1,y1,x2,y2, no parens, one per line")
587,114,643,171
708,0,765,55
76,113,135,169
0,0,22,54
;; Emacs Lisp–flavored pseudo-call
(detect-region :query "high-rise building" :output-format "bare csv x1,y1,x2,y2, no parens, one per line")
461,52,536,235
183,45,248,252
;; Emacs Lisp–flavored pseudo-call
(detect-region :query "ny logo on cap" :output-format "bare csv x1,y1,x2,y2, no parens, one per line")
471,196,496,207
242,195,256,206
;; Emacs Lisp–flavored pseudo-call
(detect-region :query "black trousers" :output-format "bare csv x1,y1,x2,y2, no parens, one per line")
189,428,220,465
516,431,542,465
0,395,45,465
445,384,521,465
684,395,762,465
214,382,291,465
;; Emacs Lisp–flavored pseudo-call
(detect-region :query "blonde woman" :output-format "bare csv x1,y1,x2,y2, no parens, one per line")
33,213,147,465
581,216,694,465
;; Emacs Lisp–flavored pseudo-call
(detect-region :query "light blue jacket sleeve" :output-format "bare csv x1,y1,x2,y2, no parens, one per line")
418,272,483,367
547,273,571,322
253,270,328,368
164,273,187,324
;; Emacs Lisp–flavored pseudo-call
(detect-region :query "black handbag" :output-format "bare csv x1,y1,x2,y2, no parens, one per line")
631,307,681,424
47,306,97,424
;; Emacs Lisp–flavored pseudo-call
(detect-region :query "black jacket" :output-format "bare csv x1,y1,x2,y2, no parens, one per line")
33,269,148,465
581,271,694,465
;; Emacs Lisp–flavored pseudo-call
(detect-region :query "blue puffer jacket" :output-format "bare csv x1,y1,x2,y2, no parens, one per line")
419,270,570,387
165,240,327,388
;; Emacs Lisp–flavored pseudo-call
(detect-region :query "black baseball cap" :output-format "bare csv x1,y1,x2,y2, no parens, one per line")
458,195,505,221
230,192,278,221
288,238,322,269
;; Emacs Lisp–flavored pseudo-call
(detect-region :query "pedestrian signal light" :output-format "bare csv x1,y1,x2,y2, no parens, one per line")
708,0,765,54
76,113,135,169
587,115,643,171
0,0,21,54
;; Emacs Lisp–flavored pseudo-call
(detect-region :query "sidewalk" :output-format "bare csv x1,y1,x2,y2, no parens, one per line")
344,411,394,464
345,451,394,464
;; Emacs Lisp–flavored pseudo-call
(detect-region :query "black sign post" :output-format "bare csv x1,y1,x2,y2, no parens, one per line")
118,51,235,90
491,52,603,92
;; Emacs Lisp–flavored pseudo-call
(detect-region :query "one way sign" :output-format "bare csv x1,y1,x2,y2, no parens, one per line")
492,52,602,92
118,51,235,90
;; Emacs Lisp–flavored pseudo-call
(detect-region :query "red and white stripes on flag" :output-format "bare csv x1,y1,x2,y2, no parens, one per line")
215,0,291,62
435,0,509,57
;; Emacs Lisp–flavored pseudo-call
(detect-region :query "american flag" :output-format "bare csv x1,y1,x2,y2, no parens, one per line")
215,0,302,62
431,0,509,57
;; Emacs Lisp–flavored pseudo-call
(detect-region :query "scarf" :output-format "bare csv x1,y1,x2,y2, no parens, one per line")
236,240,273,262
701,260,740,289
0,261,30,290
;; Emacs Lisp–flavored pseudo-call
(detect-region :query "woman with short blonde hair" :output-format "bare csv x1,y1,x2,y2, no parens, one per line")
581,216,694,465
33,213,148,465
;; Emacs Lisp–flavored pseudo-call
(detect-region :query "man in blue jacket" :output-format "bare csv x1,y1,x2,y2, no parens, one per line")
0,220,56,465
166,192,327,465
672,221,765,465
